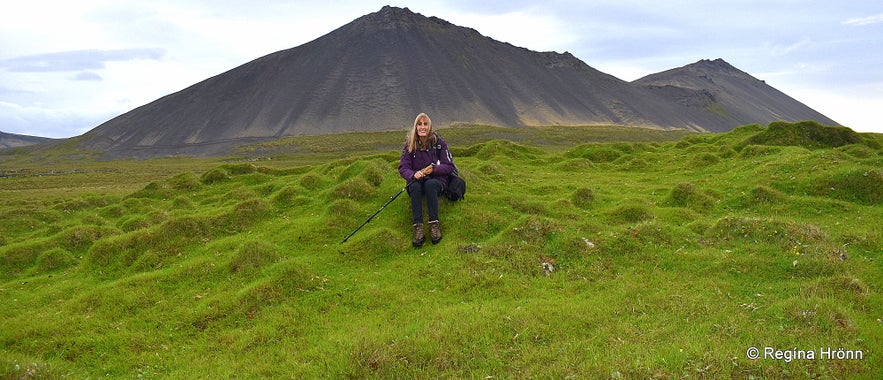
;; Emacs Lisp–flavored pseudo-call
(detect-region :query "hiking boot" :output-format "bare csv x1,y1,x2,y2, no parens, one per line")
428,220,442,244
412,223,425,247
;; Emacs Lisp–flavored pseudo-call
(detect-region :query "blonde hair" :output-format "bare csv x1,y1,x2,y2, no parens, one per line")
405,112,436,153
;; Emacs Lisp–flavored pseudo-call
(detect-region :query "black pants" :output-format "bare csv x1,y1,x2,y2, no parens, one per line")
408,179,442,225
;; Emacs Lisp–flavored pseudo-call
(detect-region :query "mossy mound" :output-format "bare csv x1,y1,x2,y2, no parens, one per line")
740,121,862,150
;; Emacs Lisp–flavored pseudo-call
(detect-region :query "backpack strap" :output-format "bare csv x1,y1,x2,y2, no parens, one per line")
435,142,458,176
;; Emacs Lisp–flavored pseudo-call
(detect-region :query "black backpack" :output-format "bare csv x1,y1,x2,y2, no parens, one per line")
446,170,466,201
436,144,466,201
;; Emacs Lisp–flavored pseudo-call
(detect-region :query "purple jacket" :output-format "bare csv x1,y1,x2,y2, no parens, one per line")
398,134,454,189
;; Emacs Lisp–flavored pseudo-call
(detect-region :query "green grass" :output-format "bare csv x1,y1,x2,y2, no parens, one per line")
0,122,881,378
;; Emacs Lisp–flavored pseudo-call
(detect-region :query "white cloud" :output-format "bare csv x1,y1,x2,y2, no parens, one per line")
764,38,813,57
843,13,883,26
435,8,581,53
73,72,103,81
0,101,112,138
0,48,165,72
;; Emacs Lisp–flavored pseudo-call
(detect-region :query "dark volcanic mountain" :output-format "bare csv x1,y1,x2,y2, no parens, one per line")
77,6,838,158
633,58,837,131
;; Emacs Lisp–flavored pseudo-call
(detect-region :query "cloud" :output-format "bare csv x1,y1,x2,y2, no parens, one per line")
0,100,115,138
437,8,581,54
843,13,883,26
74,71,103,81
0,48,165,72
765,38,813,57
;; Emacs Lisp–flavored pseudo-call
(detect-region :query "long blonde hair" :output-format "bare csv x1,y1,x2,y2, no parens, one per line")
405,112,436,153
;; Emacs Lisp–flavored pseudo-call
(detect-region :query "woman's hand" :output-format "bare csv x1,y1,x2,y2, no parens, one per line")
414,165,433,180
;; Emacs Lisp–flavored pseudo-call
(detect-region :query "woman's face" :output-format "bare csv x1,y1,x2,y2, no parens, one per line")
416,118,430,137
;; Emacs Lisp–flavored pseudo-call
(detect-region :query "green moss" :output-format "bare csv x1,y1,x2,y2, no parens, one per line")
741,120,862,150
229,240,282,274
814,169,882,205
0,124,880,379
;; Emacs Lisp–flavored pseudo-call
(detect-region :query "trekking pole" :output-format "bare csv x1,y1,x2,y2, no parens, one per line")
341,182,410,243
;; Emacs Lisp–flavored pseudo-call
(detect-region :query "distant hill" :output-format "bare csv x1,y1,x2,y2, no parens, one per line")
0,131,56,150
633,59,837,131
76,6,838,158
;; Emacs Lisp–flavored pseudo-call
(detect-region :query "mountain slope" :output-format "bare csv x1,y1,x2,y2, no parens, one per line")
75,6,838,158
0,131,55,150
634,59,838,132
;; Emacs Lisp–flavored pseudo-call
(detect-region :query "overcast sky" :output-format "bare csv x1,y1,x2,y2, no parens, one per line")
1,0,881,138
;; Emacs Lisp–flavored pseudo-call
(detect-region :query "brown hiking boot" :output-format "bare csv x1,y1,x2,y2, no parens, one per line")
428,220,442,244
412,223,425,247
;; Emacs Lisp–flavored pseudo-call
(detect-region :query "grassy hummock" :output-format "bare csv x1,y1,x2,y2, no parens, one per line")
1,122,881,378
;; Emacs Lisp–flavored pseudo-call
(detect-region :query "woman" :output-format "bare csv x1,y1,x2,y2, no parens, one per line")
398,113,455,247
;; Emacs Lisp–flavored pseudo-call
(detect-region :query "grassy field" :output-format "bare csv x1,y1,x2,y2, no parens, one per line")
0,122,881,378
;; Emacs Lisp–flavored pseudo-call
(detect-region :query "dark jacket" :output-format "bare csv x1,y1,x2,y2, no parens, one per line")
398,134,454,189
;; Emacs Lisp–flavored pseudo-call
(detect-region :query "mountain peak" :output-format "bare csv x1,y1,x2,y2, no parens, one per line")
700,58,732,67
372,5,418,22
378,5,413,16
352,6,439,31
691,58,743,75
76,8,839,158
635,58,750,84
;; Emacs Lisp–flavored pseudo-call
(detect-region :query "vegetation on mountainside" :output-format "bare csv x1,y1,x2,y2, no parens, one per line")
1,122,881,378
